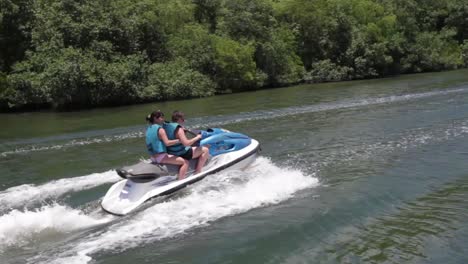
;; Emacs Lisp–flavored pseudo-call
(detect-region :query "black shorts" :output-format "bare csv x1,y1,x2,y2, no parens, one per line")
180,147,193,160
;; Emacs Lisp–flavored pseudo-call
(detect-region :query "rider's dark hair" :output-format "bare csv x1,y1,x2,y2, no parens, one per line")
146,110,164,124
172,110,185,122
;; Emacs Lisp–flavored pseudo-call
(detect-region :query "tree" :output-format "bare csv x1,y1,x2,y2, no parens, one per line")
218,0,275,42
193,0,224,33
255,25,304,86
167,24,216,75
212,36,263,91
144,58,216,100
401,29,462,72
0,0,34,72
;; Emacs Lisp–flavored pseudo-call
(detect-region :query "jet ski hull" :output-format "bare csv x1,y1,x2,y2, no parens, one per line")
101,138,259,216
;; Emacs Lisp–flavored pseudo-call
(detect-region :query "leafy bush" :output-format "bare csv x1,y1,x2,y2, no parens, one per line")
401,29,462,72
212,36,264,91
0,72,11,110
6,47,54,109
144,58,216,101
0,0,33,72
255,26,305,86
167,24,215,74
7,45,149,110
218,0,275,42
304,60,353,83
460,40,468,67
1,0,468,111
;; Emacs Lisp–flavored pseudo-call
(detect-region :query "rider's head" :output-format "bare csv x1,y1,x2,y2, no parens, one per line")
171,110,185,123
146,110,165,124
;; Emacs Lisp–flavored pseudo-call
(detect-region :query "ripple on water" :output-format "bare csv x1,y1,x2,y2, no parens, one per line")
308,176,468,263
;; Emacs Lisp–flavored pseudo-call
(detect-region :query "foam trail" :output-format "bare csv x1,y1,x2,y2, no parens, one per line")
294,119,468,171
35,157,318,264
0,171,120,210
198,87,468,127
0,131,144,157
0,204,112,251
2,87,467,158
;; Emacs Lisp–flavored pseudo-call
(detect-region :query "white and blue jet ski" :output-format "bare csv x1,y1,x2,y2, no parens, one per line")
101,128,260,215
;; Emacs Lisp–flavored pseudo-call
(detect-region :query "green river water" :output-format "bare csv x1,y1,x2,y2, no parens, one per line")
1,69,468,264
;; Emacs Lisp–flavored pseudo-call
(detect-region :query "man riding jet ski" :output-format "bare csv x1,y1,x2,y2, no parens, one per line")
101,112,260,216
163,110,210,179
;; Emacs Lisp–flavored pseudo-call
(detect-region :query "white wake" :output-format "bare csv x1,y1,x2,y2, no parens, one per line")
32,157,319,264
0,170,120,211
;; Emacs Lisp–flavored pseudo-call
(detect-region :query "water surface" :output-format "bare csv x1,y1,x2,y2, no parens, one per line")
1,69,468,264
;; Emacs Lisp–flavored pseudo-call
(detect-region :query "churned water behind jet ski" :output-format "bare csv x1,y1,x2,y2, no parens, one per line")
101,128,260,215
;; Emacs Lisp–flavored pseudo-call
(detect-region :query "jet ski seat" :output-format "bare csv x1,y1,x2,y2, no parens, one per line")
116,158,201,183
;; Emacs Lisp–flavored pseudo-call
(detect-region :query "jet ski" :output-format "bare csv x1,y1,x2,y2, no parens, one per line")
101,128,260,215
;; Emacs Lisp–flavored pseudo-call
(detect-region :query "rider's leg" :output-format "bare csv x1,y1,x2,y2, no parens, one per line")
191,146,210,174
160,155,190,180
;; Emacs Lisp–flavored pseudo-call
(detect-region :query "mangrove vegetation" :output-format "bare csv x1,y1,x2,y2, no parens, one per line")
1,0,467,111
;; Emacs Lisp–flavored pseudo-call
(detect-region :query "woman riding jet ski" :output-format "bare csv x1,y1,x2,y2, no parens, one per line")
144,110,208,180
101,111,260,216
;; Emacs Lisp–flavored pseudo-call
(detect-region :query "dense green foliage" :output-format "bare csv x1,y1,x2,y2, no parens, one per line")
0,0,467,110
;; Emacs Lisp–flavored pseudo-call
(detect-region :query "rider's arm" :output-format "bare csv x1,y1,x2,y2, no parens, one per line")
184,128,199,138
176,127,201,146
158,129,180,146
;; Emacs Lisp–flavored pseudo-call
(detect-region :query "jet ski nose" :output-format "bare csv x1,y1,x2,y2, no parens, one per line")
116,169,128,179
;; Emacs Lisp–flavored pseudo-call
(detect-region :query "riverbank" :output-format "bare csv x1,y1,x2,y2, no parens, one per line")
2,69,468,141
2,68,467,113
1,0,467,112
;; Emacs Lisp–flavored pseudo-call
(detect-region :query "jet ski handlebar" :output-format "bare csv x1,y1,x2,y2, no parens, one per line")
200,128,252,156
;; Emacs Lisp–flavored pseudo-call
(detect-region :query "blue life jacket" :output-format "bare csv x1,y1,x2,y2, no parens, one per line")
163,122,190,156
145,124,167,155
